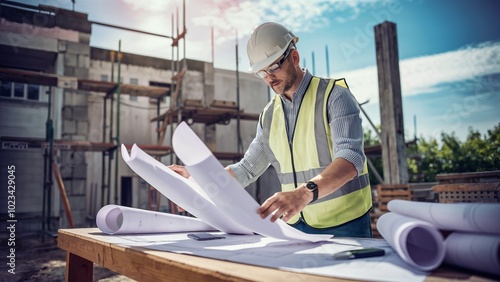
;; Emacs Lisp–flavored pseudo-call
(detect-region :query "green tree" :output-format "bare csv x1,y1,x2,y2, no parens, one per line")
408,123,500,181
363,127,380,146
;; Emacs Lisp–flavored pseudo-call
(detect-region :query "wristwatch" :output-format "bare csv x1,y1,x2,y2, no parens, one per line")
306,181,319,203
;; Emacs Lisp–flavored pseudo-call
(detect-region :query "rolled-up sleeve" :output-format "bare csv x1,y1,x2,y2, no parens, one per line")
328,85,366,176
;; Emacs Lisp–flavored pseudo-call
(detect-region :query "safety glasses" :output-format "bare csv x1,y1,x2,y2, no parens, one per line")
254,44,294,78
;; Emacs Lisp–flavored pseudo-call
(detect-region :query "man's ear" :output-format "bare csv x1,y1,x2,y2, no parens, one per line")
291,49,300,66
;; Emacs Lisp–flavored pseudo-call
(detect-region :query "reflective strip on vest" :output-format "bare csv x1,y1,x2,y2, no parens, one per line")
260,77,372,228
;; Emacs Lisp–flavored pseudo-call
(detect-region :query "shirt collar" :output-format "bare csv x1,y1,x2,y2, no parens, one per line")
279,69,312,103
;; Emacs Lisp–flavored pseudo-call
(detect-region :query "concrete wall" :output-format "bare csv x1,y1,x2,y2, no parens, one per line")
0,5,87,231
0,150,45,233
214,69,269,154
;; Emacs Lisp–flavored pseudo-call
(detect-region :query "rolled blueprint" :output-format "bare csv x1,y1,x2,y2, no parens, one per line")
387,200,500,235
96,204,216,234
377,212,445,271
444,232,500,276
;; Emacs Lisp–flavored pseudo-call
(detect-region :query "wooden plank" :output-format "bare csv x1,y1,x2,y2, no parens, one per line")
377,190,411,196
0,67,58,87
379,197,411,203
183,99,203,107
210,99,237,109
377,185,412,196
0,68,169,98
432,183,500,192
0,137,116,152
150,108,259,124
119,83,169,98
66,252,93,282
379,191,412,197
123,144,172,156
53,163,75,228
377,184,409,189
436,170,500,184
77,79,115,93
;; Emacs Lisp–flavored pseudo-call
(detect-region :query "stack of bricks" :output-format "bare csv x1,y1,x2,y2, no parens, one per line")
371,184,412,238
432,171,500,203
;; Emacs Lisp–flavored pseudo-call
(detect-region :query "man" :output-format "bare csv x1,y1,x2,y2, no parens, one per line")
171,22,372,238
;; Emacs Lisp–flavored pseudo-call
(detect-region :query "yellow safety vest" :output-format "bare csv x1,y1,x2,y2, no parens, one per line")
260,77,372,228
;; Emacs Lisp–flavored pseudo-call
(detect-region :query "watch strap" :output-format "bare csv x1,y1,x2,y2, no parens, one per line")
306,181,319,203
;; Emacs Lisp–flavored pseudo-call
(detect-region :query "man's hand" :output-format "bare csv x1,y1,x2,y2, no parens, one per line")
168,164,190,179
168,164,190,212
257,186,312,223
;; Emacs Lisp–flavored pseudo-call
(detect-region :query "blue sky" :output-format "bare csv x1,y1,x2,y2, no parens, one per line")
299,0,500,73
18,0,500,141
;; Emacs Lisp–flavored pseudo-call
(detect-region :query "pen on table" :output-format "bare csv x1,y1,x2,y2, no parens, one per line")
333,248,385,260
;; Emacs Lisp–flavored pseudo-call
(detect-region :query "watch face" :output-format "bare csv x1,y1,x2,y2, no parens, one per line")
306,181,317,190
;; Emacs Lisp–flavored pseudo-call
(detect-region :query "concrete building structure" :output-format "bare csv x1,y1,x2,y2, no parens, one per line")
0,2,277,233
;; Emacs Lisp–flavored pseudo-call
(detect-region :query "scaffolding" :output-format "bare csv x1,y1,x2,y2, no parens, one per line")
0,67,172,235
0,0,259,234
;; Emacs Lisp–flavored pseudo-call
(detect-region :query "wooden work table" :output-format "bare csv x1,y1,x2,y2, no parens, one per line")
57,228,496,282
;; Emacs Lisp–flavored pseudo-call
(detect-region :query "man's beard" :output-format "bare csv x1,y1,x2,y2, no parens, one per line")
272,59,296,95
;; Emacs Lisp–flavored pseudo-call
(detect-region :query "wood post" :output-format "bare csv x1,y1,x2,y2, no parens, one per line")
374,21,409,184
66,252,93,282
53,162,75,228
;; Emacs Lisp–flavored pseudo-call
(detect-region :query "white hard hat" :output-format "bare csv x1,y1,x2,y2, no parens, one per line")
247,22,299,73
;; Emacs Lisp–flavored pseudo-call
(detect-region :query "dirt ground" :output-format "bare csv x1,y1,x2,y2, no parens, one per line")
0,233,135,282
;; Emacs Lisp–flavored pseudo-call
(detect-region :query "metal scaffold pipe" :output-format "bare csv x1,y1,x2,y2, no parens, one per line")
114,40,122,205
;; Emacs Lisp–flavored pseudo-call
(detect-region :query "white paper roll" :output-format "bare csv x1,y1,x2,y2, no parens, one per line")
377,212,445,271
96,204,216,234
387,200,500,235
444,232,500,276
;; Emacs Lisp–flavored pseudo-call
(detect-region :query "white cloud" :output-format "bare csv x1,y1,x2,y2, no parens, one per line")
116,0,389,44
188,0,387,43
337,41,500,103
94,0,393,70
91,1,500,98
401,41,500,95
120,0,177,12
